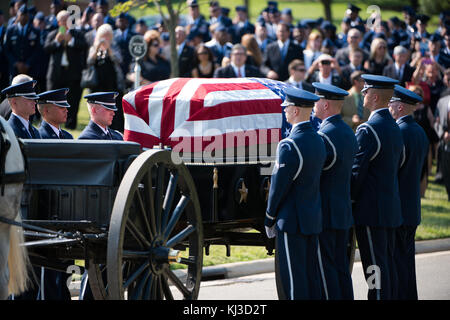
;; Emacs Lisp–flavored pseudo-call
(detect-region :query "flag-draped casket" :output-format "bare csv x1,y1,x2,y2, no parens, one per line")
122,78,292,163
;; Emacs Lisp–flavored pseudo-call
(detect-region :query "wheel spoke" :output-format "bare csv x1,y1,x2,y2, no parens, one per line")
126,219,150,248
122,250,150,259
143,171,157,236
155,163,165,234
142,274,154,300
165,269,191,298
161,172,179,231
161,273,174,300
166,224,196,248
130,269,151,300
123,261,150,290
135,189,153,239
163,195,190,242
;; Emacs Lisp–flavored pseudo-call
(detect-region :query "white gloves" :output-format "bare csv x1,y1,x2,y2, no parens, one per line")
265,225,277,239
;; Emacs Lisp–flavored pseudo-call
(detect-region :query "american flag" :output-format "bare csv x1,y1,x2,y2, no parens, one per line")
122,78,293,152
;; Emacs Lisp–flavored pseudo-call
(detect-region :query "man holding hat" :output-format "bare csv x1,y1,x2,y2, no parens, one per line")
265,87,326,300
79,92,123,140
351,74,404,300
388,85,429,300
37,88,73,139
312,82,358,300
1,78,41,139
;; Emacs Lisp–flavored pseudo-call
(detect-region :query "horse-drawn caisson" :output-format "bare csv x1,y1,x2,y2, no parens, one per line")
0,78,356,300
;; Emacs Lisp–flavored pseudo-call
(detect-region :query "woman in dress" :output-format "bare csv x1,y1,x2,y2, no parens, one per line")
364,38,393,75
191,44,218,78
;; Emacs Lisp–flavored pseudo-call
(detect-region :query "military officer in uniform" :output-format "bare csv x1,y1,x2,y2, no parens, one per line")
78,92,123,140
34,87,73,300
37,88,73,139
312,82,358,300
388,85,428,300
265,87,326,300
351,74,403,300
1,79,41,139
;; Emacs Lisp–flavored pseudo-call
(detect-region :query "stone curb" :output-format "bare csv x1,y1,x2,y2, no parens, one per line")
70,237,450,296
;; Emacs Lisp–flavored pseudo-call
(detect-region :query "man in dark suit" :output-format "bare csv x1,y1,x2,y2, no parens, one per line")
306,54,343,88
1,79,40,139
351,74,404,300
3,5,42,81
340,48,368,90
389,85,429,300
232,5,255,44
0,9,9,92
79,92,123,140
44,10,87,130
382,46,415,87
37,88,73,139
175,26,195,77
313,82,358,300
285,60,314,92
213,44,263,78
335,28,369,66
263,22,303,81
265,87,326,300
114,13,136,82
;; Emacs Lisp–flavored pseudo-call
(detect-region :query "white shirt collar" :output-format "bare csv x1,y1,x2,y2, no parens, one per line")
319,73,332,84
47,122,61,136
94,122,109,135
12,113,29,129
369,107,389,120
277,39,289,50
231,63,245,77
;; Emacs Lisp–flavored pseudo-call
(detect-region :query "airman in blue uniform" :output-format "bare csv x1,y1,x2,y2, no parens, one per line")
3,5,41,80
37,88,73,140
78,92,123,141
351,74,403,300
312,82,358,300
1,79,41,139
265,87,326,300
388,85,429,300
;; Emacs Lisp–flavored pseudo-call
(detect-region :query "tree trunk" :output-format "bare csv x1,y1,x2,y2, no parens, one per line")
321,0,333,22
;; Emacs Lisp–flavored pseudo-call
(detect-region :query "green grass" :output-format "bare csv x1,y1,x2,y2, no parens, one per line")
416,168,450,240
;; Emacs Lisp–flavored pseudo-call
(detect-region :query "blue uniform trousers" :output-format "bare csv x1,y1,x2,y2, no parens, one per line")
276,231,322,300
355,226,393,300
318,228,354,300
394,225,418,300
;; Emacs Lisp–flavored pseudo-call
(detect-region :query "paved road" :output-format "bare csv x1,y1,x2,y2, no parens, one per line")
194,250,450,300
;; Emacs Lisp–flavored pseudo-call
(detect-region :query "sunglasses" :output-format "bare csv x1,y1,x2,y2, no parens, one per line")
320,60,331,65
295,68,306,72
198,51,208,55
151,43,160,47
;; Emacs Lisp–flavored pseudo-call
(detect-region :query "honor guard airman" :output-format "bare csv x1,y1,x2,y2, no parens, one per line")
388,85,429,300
37,88,73,139
1,79,41,139
312,82,358,300
265,87,326,300
78,92,123,140
351,74,404,300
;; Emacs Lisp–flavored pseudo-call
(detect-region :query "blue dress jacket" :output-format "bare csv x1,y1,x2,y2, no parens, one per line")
78,120,123,140
265,121,326,235
351,108,404,228
397,115,429,226
318,114,358,230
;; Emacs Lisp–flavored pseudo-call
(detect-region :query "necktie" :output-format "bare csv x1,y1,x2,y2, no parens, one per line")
281,43,287,60
28,122,35,138
58,129,63,139
107,129,113,140
237,68,242,78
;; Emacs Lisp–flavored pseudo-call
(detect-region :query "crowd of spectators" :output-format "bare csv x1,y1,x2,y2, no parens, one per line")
0,0,450,198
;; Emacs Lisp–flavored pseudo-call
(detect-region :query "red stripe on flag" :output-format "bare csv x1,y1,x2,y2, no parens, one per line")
124,129,160,150
160,78,191,144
